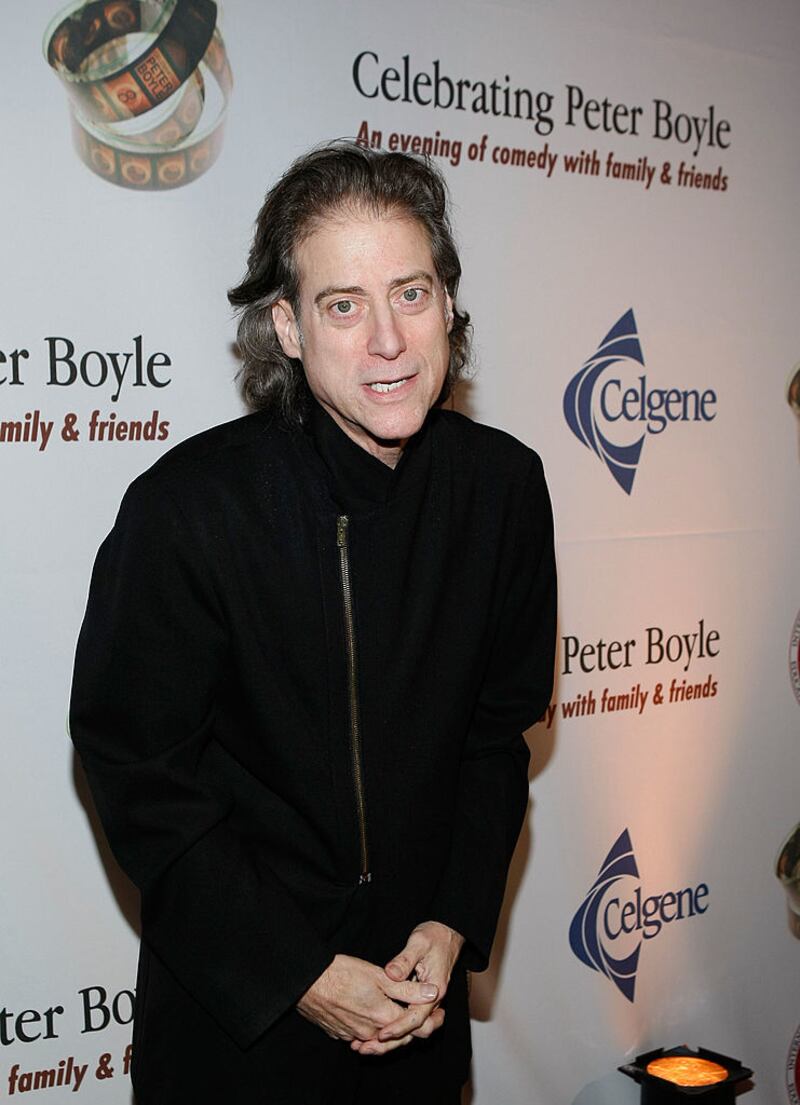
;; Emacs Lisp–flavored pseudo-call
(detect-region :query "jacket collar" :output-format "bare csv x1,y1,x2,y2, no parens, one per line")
306,399,432,512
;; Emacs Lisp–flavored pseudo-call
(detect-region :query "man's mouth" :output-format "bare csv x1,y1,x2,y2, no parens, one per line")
367,376,413,394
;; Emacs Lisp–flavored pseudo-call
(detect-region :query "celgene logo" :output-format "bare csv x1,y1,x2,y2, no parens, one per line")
569,828,709,1002
563,309,717,494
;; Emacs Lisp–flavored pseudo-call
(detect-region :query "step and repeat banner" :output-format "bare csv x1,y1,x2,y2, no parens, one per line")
2,1,799,1102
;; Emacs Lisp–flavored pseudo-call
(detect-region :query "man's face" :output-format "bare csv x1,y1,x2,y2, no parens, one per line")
273,209,452,465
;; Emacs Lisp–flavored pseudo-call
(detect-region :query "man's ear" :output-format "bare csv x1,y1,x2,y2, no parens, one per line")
272,299,303,360
444,291,454,335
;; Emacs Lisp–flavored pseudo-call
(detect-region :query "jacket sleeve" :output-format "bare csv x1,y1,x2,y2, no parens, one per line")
69,474,334,1049
428,454,556,971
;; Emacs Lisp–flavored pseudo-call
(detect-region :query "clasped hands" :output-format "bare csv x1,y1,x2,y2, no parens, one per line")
297,920,464,1056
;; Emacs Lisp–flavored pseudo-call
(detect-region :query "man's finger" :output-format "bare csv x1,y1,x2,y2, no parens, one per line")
382,977,438,1005
352,1032,414,1056
411,1007,445,1039
377,1000,436,1042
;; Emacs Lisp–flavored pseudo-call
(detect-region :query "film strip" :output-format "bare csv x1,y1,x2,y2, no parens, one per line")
44,0,232,190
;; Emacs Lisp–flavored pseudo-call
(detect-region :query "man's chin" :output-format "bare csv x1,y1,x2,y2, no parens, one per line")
331,400,434,461
365,412,429,449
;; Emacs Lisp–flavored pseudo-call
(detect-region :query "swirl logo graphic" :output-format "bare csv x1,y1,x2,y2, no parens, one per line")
563,309,646,495
563,309,718,495
790,610,800,706
44,0,232,190
569,828,710,1003
569,828,641,1001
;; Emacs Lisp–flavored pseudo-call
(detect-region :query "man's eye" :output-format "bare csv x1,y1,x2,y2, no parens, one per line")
402,288,423,303
333,300,353,314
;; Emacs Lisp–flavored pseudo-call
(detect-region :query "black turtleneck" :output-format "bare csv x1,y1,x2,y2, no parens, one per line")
307,397,432,513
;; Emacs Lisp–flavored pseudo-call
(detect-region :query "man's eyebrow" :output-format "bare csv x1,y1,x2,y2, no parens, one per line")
313,271,436,307
313,285,366,307
388,270,436,292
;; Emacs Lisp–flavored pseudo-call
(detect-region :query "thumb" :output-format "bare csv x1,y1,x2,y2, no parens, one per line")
385,932,427,981
385,959,406,981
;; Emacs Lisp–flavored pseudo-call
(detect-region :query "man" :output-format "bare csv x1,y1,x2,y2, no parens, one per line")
70,141,556,1104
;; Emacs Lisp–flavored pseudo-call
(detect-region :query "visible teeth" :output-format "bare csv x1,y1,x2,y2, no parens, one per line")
369,378,407,393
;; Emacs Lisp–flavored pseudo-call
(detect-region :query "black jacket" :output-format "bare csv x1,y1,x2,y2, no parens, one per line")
70,404,556,1101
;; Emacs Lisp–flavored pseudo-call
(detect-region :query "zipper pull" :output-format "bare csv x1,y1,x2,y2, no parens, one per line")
336,515,349,548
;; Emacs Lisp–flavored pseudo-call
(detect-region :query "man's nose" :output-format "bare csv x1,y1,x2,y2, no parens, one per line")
367,304,406,360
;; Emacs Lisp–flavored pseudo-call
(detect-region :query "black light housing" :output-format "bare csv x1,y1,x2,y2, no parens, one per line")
619,1045,752,1103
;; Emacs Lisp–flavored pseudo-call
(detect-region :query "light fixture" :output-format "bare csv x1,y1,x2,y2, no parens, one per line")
619,1045,752,1103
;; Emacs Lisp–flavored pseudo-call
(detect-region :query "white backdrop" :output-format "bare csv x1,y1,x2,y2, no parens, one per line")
3,1,800,1101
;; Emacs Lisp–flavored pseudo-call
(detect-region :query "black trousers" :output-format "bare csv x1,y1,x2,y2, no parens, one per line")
245,1019,465,1104
326,1041,465,1105
355,1066,463,1105
133,1033,464,1104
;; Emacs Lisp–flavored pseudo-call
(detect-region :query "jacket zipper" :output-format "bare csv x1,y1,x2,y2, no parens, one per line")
336,515,372,885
